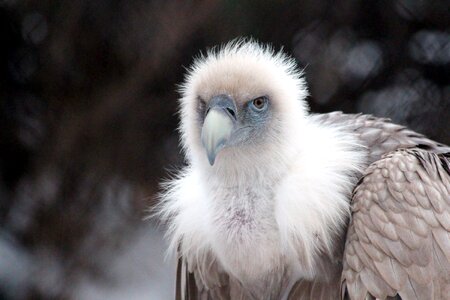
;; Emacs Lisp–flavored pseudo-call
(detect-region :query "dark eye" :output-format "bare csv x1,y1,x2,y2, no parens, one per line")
251,96,268,111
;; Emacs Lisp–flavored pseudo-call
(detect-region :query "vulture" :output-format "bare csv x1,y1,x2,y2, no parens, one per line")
158,40,450,300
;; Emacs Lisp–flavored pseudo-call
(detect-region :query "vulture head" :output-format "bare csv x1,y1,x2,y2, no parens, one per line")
179,41,309,177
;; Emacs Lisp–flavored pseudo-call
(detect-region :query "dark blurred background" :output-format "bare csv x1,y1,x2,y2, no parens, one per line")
0,0,449,299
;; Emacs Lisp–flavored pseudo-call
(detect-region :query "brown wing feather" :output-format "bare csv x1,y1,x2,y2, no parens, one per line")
175,256,200,300
342,149,450,300
176,251,249,300
288,278,341,300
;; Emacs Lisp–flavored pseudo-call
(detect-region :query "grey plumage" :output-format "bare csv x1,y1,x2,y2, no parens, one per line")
342,149,450,299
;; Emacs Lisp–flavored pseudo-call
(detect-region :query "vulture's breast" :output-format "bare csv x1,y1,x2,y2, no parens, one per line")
208,184,285,281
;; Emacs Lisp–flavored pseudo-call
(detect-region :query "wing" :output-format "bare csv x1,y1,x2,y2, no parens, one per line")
341,149,450,299
312,112,450,162
175,254,229,300
175,251,251,300
288,278,341,300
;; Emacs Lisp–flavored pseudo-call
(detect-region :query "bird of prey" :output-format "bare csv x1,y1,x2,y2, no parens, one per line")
158,40,450,300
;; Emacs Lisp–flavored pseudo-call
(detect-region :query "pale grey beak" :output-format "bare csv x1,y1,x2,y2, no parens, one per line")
201,95,237,165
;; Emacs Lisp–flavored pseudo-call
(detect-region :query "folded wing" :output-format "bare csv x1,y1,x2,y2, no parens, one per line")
342,149,450,299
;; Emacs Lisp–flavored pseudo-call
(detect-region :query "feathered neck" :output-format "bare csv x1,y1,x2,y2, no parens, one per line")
159,111,367,286
273,116,366,277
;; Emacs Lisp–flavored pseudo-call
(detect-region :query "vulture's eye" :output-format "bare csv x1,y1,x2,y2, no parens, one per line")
250,96,268,111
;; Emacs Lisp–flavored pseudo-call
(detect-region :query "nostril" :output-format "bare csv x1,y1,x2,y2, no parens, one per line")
226,108,236,119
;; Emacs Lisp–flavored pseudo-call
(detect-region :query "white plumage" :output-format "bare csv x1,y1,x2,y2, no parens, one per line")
157,40,450,300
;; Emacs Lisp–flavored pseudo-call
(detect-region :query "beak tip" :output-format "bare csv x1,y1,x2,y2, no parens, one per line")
207,152,216,166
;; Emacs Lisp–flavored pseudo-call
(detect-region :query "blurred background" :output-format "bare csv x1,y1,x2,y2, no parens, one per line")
0,0,449,299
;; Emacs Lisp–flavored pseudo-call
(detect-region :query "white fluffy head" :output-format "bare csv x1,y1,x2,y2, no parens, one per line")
178,40,309,174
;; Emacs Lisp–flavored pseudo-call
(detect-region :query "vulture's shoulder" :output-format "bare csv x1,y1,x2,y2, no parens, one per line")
342,148,450,299
312,112,450,162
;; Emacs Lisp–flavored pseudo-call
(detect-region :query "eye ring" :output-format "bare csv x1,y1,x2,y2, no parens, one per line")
251,96,268,110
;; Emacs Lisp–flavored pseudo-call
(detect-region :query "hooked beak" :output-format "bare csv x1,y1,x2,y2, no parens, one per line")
201,95,237,165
